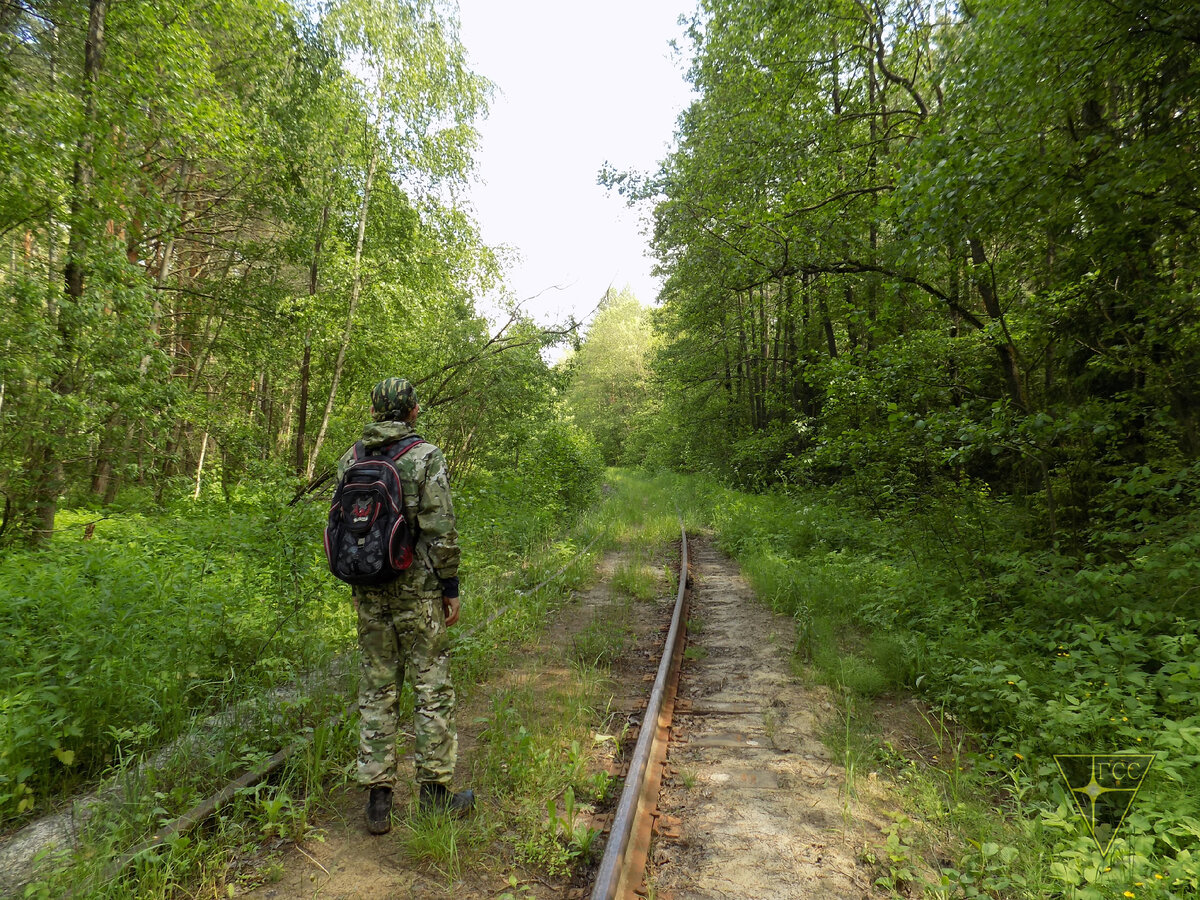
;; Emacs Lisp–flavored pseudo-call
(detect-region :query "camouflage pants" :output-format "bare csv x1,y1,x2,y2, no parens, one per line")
354,584,457,788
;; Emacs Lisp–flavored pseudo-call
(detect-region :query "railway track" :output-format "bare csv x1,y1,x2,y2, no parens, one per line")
590,523,880,899
11,508,881,897
589,517,691,900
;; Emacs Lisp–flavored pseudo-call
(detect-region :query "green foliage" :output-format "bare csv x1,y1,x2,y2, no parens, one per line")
400,806,485,882
610,553,663,601
6,454,609,896
571,611,632,670
0,0,531,547
0,435,601,828
516,421,604,518
564,287,657,464
454,421,602,571
864,815,919,893
0,488,341,822
613,0,1200,563
476,678,606,880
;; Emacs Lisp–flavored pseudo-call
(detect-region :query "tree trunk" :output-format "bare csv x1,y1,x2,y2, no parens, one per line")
818,280,838,359
867,53,880,351
193,432,208,500
26,0,107,545
968,237,1028,410
0,340,7,419
306,147,378,479
769,279,783,397
91,425,116,498
734,292,749,420
296,331,312,475
295,200,328,475
782,276,798,403
721,320,733,399
62,0,106,312
30,443,61,544
758,284,768,428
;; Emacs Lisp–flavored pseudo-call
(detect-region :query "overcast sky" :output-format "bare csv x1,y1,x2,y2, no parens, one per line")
455,1,696,328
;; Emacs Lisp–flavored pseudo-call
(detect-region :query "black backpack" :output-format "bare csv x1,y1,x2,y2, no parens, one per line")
324,436,425,586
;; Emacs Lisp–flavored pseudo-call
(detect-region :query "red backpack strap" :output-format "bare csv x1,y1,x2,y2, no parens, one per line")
387,435,425,461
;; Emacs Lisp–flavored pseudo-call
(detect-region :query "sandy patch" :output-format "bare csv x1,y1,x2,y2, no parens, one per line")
651,538,888,899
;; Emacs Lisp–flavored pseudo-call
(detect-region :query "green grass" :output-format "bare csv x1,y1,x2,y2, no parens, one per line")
400,805,488,882
471,664,613,881
462,471,690,882
593,469,683,550
571,609,633,669
610,553,663,601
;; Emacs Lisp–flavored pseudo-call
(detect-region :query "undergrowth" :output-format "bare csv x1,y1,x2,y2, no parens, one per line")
4,454,606,897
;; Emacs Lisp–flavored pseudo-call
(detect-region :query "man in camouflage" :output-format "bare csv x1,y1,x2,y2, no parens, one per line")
338,377,474,834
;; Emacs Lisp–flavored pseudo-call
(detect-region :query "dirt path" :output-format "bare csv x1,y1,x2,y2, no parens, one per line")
650,538,888,899
241,548,673,899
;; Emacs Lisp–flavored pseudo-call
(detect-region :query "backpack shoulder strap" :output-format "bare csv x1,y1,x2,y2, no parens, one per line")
386,435,425,461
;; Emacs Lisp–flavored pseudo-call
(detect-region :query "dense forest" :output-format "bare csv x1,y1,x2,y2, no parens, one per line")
605,0,1200,528
3,0,1200,896
0,0,579,544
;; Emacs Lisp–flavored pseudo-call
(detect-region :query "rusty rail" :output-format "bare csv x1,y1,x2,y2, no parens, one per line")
590,519,689,900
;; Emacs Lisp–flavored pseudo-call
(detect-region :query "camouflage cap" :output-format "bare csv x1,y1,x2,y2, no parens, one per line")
370,377,418,421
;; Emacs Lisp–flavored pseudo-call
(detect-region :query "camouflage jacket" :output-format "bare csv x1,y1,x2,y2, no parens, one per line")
337,421,460,592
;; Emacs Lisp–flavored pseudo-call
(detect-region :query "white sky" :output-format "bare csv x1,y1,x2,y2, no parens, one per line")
455,1,696,328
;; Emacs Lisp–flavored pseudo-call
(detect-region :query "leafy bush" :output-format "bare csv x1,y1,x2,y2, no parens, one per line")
0,431,606,825
515,421,604,516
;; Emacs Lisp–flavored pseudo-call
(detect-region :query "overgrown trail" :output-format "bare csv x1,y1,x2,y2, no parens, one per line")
224,508,926,898
652,538,887,898
242,546,673,899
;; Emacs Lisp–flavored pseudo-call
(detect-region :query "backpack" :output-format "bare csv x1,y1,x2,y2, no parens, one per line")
324,436,425,586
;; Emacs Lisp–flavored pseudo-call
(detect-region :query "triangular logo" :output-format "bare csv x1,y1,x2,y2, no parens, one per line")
1053,754,1155,857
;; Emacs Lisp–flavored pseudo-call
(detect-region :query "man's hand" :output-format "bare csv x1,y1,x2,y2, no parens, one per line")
442,595,460,627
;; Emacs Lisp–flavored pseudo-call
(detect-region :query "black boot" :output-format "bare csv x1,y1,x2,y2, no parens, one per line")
366,785,393,834
419,782,475,817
